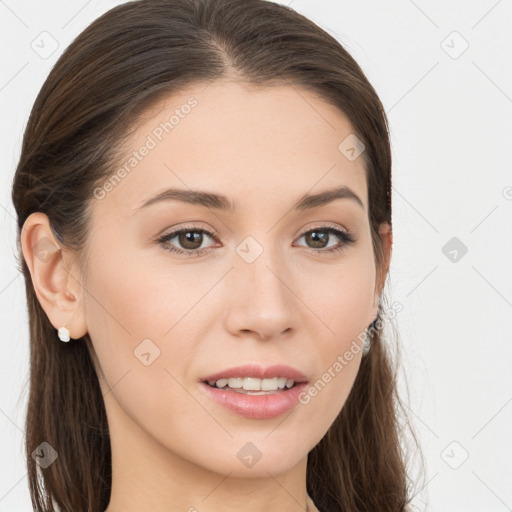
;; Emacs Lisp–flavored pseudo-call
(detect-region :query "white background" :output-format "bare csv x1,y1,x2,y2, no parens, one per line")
1,1,511,511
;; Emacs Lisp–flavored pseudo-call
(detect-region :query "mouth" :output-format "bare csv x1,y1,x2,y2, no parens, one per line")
198,364,309,419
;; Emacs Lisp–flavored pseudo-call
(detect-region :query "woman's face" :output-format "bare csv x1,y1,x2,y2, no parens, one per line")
81,79,386,477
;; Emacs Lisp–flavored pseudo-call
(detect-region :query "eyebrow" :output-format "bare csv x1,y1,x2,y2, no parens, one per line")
134,184,364,214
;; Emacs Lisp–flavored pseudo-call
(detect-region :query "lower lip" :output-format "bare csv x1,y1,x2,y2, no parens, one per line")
199,382,308,419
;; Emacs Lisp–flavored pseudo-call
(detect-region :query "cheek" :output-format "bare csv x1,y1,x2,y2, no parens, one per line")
294,254,375,422
298,247,376,343
84,235,193,341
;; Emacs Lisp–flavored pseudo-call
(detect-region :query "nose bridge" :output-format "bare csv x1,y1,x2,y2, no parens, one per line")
238,236,289,303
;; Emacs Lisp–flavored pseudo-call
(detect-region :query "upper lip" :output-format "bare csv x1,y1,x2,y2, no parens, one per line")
202,364,309,383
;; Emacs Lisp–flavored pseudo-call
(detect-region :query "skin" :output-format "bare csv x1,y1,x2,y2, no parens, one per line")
22,79,392,512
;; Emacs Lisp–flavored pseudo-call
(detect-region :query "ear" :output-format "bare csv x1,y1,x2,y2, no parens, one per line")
372,221,393,319
20,212,88,340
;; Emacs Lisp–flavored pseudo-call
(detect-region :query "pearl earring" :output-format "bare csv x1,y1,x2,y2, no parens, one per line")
362,314,380,356
58,324,71,342
362,329,371,355
362,299,384,356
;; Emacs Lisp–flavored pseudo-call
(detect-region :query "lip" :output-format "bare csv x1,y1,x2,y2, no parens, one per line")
199,364,309,420
199,381,309,419
201,364,309,383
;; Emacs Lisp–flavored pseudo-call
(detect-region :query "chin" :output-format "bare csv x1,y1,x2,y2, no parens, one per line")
201,442,307,478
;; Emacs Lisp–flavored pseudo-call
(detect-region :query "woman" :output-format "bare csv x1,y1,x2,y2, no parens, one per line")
12,0,421,510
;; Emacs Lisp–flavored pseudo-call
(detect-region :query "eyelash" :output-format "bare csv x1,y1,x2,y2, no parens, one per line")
157,223,356,258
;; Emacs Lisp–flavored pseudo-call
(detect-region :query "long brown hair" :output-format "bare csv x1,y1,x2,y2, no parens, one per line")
11,0,423,510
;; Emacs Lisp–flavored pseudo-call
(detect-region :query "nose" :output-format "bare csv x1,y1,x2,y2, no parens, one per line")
223,253,298,342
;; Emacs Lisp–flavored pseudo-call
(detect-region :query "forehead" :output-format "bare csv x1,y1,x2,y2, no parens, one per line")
93,79,368,217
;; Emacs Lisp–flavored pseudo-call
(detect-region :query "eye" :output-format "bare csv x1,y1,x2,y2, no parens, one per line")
294,224,356,254
157,225,218,257
157,223,356,257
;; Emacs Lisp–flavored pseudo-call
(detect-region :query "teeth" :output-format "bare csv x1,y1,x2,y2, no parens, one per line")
243,377,262,391
207,377,296,391
215,378,228,388
227,378,243,388
261,378,281,391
